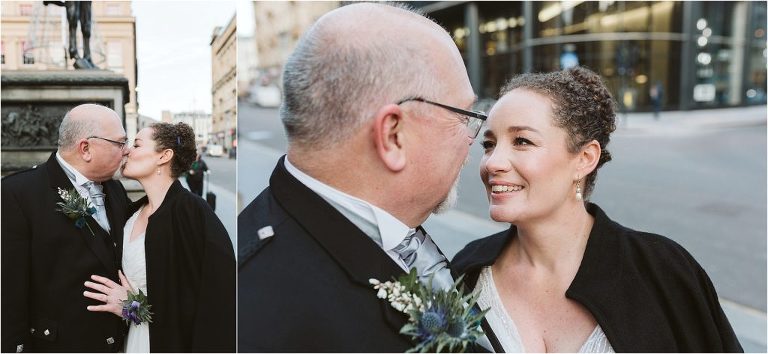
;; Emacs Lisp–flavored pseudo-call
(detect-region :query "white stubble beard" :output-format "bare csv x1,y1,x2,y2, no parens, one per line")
432,175,460,214
432,154,469,215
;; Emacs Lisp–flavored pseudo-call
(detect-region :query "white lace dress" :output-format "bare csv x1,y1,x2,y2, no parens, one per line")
123,207,150,353
476,266,614,353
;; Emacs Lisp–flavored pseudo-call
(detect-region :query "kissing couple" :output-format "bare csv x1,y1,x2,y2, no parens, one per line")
2,104,235,352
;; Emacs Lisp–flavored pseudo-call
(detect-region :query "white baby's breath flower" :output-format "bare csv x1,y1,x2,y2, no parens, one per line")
392,287,400,297
392,301,406,312
376,288,387,299
369,278,381,286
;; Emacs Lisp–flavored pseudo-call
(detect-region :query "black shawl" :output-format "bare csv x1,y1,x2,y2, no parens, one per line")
130,180,235,352
452,203,742,352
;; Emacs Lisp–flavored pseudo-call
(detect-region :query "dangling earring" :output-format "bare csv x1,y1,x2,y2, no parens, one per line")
575,176,583,200
156,168,161,176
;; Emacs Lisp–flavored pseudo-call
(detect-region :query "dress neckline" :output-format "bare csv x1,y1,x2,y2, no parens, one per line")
125,206,147,244
482,266,604,353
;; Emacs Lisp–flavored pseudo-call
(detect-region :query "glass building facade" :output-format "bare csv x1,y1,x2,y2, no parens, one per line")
410,1,767,112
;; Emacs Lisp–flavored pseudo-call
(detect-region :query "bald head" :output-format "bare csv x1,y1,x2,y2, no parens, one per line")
58,104,121,151
280,2,468,149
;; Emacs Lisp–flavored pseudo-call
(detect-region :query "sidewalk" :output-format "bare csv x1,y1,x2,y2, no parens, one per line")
615,105,766,136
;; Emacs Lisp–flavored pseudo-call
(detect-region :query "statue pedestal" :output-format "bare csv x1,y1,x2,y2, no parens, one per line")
1,70,129,174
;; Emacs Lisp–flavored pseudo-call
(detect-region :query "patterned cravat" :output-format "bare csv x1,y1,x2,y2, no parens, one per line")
84,181,110,233
392,227,454,291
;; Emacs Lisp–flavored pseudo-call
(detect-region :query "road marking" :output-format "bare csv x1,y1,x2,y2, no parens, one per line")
245,131,274,141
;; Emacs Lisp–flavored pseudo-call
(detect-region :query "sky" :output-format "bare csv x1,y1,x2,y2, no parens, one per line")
237,0,254,36
133,1,236,120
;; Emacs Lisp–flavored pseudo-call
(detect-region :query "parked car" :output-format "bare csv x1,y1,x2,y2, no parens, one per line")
249,84,281,108
206,144,224,157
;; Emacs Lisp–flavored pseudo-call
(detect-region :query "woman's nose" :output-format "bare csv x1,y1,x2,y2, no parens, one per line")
483,146,512,175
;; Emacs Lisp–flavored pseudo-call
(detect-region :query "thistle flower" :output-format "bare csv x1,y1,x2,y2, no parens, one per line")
55,187,95,236
371,269,489,352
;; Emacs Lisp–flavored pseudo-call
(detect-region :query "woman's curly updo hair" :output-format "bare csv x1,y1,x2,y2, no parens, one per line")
500,66,617,199
150,122,197,178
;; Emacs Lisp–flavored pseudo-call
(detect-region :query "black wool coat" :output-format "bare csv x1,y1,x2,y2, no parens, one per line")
131,180,235,352
2,152,130,352
238,156,497,352
452,203,743,353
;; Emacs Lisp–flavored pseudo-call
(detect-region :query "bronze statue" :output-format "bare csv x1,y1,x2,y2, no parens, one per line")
43,1,98,69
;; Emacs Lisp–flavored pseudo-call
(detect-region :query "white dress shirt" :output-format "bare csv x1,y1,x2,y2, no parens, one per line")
56,152,99,208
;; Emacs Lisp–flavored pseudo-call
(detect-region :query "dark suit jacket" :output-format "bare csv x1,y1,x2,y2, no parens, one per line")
238,156,428,352
452,203,743,352
130,180,236,352
2,152,130,352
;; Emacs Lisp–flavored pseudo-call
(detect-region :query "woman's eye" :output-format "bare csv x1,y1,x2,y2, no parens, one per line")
514,137,533,146
481,140,495,150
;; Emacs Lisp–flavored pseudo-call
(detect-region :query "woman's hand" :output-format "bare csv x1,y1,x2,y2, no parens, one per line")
84,270,133,317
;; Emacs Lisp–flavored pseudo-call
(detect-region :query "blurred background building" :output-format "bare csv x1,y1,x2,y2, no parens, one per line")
161,110,212,148
238,1,338,107
137,113,157,131
1,1,139,138
237,32,258,99
410,1,767,112
239,1,766,113
211,15,237,157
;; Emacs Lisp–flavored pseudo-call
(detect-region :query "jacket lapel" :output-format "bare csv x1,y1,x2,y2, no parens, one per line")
46,152,118,275
270,156,410,332
103,180,125,266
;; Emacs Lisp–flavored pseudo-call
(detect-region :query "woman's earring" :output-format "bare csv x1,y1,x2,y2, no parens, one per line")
156,168,161,176
575,177,583,200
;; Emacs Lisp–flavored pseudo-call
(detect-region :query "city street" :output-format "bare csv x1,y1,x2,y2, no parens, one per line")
200,155,236,244
238,102,767,351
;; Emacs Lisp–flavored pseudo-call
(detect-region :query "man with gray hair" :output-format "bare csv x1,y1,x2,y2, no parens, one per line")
238,3,494,351
2,104,131,352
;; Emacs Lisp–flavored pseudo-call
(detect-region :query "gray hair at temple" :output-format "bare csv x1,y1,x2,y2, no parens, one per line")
57,108,98,150
279,2,444,149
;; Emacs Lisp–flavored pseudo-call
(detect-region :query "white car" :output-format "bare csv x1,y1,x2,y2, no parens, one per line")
206,144,224,157
249,85,281,108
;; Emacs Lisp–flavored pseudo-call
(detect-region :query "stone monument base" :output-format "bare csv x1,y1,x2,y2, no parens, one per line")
1,70,129,175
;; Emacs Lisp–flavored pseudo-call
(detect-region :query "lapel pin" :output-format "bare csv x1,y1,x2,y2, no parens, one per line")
257,226,274,240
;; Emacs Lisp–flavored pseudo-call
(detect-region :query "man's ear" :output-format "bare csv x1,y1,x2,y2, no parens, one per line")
77,139,93,162
372,104,407,172
576,139,601,178
158,149,175,166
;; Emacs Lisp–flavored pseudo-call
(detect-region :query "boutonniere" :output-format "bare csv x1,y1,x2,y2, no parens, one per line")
370,269,488,353
121,289,153,325
56,187,96,236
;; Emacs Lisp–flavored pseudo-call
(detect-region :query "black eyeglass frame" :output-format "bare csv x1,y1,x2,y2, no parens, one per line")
396,96,487,138
87,136,128,150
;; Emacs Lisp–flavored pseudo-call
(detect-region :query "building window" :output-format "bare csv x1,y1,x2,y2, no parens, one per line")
21,41,34,65
106,3,121,16
107,41,123,72
19,4,33,16
745,1,766,105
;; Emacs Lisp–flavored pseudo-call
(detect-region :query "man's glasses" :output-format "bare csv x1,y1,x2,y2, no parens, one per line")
87,136,128,150
397,97,487,139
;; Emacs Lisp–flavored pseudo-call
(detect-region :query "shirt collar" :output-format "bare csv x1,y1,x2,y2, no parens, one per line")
283,156,413,251
56,151,92,187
